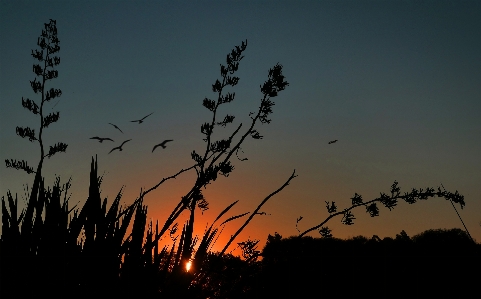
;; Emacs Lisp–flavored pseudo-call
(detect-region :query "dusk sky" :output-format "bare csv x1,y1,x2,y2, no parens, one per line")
1,0,480,254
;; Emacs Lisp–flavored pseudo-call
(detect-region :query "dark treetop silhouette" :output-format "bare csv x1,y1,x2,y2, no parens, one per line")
108,139,132,154
152,139,173,152
255,228,480,298
108,122,124,133
131,112,154,124
90,136,114,143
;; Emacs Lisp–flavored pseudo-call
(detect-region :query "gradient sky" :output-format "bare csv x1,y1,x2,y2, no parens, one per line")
1,0,480,255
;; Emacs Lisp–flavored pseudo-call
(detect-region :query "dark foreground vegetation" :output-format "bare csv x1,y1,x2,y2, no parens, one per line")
2,19,479,298
2,162,479,298
256,230,480,298
2,158,479,298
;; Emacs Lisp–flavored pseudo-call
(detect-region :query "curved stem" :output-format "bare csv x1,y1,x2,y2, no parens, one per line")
220,170,297,254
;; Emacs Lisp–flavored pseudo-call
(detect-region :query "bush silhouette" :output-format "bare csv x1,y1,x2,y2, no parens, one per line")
254,229,480,298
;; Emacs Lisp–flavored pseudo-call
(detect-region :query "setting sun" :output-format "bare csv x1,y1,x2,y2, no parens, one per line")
186,260,192,272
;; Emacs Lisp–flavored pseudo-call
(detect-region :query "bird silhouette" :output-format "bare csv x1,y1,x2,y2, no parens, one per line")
109,123,124,133
131,112,153,124
328,140,338,144
108,139,132,154
90,136,114,143
152,140,173,152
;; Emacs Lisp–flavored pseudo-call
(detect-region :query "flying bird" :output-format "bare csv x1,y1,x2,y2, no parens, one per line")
108,139,132,154
152,140,173,152
328,140,338,144
109,123,123,133
131,112,154,124
90,136,114,143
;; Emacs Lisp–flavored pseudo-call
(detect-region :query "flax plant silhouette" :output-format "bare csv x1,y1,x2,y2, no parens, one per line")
118,39,294,296
5,19,66,177
2,32,294,298
135,39,293,270
297,181,467,239
3,19,67,265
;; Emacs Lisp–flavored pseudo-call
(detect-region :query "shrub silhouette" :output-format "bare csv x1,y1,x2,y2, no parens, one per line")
255,229,480,298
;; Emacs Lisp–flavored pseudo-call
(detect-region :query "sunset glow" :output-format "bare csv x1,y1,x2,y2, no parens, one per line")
1,0,480,257
1,2,480,297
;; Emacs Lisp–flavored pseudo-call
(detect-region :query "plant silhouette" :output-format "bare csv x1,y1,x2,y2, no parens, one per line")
254,229,480,298
298,181,467,239
5,19,66,177
3,19,67,277
134,39,294,279
1,24,295,297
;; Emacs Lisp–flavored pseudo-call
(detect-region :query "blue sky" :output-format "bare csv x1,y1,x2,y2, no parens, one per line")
1,0,480,252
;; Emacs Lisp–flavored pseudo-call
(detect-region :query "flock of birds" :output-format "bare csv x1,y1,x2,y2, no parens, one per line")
91,111,338,155
90,112,173,154
93,112,338,236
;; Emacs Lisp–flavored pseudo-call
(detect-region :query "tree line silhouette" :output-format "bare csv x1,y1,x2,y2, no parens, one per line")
2,19,479,298
252,229,480,298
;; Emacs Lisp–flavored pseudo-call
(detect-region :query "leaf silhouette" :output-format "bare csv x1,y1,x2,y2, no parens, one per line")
220,212,250,226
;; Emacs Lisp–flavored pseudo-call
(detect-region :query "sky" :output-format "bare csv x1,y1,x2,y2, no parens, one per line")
1,0,480,255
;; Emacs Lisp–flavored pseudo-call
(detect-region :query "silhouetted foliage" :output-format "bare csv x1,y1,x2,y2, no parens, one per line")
299,180,467,238
255,229,480,298
4,20,67,258
1,26,295,298
5,19,66,176
136,39,293,284
189,252,260,299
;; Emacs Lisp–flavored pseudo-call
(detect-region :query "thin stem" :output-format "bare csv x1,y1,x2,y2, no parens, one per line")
299,188,466,238
449,199,474,243
220,170,297,254
141,163,198,197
